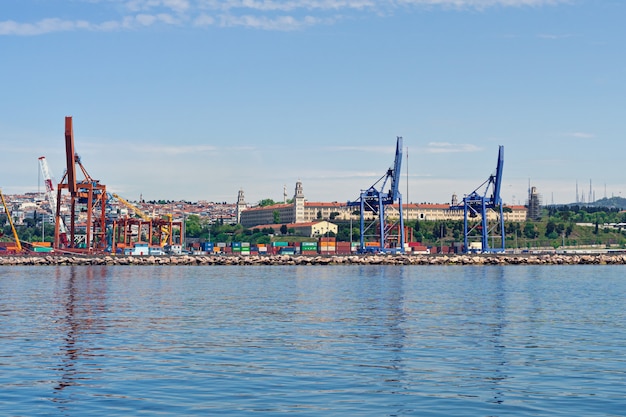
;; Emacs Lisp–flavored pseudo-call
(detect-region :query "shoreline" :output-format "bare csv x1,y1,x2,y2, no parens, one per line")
2,253,626,266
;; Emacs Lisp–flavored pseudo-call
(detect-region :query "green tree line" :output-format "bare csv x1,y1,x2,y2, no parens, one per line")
3,206,626,249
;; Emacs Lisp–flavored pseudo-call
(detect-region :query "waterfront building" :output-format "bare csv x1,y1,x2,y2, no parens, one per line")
238,182,528,228
249,221,338,238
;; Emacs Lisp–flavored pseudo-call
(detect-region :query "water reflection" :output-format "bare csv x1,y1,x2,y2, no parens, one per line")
52,266,108,406
2,265,623,416
483,267,508,406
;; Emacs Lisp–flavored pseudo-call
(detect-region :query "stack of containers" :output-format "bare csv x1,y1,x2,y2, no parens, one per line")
232,242,242,254
335,241,352,255
408,242,429,253
32,242,53,253
241,242,251,256
257,243,268,254
300,241,318,255
319,237,336,254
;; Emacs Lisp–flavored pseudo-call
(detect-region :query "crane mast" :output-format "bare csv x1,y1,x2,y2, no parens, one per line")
38,156,68,246
347,136,405,253
0,189,22,252
450,145,505,253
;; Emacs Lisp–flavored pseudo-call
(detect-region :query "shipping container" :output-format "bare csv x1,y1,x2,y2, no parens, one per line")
32,241,52,247
272,241,289,247
32,246,53,253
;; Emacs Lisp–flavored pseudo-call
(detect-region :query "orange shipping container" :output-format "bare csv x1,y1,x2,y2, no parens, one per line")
32,241,52,247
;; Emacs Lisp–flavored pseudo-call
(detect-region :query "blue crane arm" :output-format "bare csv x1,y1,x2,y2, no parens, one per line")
491,145,504,205
389,136,403,201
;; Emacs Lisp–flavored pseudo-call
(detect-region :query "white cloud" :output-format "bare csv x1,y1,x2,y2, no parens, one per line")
0,0,571,35
426,142,481,153
0,18,89,36
218,14,324,30
323,145,396,153
564,132,596,139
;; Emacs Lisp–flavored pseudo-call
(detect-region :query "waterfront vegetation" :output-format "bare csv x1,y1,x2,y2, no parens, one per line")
3,205,626,250
169,205,626,250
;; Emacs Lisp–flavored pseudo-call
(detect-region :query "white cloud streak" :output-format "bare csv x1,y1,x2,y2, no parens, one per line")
425,142,482,153
564,132,596,139
0,0,570,35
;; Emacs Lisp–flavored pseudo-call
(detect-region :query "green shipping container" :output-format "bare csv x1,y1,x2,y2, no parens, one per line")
33,247,53,253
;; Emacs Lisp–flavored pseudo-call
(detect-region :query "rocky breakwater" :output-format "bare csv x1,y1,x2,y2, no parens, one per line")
2,253,626,266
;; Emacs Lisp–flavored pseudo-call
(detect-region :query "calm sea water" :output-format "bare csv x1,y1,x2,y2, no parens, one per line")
1,265,625,416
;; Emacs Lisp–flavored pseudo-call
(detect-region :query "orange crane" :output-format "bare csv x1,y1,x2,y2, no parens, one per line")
0,188,22,253
54,117,108,252
111,194,174,247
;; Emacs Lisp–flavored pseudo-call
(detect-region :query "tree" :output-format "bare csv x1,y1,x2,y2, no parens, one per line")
280,224,288,235
273,210,280,224
523,222,538,239
259,199,276,207
545,220,557,237
185,214,203,238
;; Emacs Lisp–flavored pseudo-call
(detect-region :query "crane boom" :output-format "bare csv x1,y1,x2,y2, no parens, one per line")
112,193,152,221
0,189,22,252
38,157,68,245
389,136,403,201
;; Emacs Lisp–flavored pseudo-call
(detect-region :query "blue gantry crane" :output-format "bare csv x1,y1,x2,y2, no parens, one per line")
348,137,405,253
451,145,505,253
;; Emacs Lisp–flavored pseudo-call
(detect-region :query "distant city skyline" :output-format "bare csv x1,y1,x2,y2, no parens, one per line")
1,0,624,205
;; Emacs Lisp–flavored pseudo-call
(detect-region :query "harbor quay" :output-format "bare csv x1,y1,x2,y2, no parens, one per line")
2,253,626,266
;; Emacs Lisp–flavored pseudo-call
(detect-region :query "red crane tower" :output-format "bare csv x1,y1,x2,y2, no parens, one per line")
54,116,108,252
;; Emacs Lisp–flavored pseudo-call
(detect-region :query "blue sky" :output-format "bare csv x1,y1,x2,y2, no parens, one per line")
1,0,624,206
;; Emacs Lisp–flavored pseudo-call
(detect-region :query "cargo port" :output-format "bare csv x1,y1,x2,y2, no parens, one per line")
1,117,624,257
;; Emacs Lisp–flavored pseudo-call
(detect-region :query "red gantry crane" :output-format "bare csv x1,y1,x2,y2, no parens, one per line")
54,117,108,252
